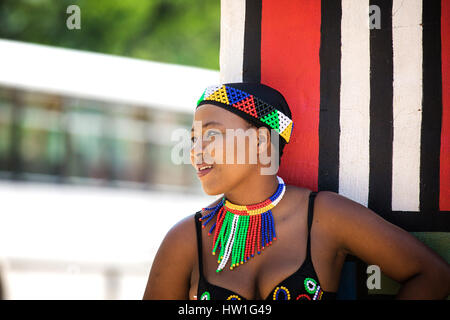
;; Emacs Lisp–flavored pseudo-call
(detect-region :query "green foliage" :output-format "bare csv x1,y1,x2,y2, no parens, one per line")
0,0,220,69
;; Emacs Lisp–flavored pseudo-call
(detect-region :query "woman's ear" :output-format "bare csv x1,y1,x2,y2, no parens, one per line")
257,127,271,155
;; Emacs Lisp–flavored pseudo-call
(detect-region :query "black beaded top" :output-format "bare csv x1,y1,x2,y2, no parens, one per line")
194,191,337,300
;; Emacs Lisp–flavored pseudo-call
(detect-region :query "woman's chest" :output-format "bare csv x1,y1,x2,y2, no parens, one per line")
190,210,344,300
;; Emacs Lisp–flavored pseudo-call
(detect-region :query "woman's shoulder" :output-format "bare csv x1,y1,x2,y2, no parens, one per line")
145,211,202,298
156,213,201,266
282,185,346,226
302,189,381,241
162,198,222,247
284,185,344,208
282,184,311,209
158,199,222,261
164,213,198,244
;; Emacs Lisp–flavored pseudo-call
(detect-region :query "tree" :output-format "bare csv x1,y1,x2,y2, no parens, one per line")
0,0,220,69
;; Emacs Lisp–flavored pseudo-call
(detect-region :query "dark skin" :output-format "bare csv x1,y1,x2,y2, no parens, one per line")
143,104,450,300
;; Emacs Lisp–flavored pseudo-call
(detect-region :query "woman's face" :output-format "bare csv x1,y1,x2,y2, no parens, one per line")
190,104,270,195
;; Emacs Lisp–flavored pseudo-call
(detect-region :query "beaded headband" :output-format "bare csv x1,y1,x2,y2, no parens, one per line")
196,84,294,144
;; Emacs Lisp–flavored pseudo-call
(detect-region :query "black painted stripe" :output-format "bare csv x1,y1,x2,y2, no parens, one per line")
420,0,442,215
390,212,450,232
368,0,393,219
242,0,262,82
318,0,342,193
387,211,450,232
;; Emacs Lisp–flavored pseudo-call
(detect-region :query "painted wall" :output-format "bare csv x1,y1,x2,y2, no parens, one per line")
219,0,449,299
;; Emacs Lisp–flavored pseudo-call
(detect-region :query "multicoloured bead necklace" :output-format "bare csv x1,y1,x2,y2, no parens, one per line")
199,176,286,272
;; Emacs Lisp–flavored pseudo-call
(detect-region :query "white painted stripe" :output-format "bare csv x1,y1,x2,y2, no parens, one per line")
219,0,246,83
339,0,371,206
392,0,423,211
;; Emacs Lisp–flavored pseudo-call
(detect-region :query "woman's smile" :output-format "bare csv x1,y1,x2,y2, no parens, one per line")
196,164,214,178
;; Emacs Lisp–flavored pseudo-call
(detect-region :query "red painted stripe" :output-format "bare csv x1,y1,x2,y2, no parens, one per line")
260,0,322,189
441,0,450,210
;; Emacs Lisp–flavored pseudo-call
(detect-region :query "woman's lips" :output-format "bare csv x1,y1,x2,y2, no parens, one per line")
197,167,213,178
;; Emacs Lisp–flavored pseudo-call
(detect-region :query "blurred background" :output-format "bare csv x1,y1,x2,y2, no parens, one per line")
0,0,220,299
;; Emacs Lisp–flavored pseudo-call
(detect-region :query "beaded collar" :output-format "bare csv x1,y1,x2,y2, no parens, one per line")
196,84,294,144
199,176,286,272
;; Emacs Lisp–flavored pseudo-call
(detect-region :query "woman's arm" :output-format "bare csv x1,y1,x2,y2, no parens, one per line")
316,191,450,299
143,214,196,300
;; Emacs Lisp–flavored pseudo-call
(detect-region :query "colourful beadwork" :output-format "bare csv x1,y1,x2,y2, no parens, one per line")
226,295,241,300
199,176,286,272
273,286,291,300
302,277,324,300
200,291,210,300
313,285,323,300
197,84,293,144
296,294,311,300
304,278,317,294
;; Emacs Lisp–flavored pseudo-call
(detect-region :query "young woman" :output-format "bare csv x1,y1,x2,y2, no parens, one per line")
143,82,450,300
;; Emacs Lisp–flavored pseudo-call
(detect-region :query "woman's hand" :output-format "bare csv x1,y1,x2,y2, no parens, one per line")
316,191,450,299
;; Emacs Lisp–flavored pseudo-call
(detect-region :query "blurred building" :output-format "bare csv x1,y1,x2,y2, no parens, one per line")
0,39,220,299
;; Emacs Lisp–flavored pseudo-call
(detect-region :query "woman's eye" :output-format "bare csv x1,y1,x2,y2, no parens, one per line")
191,131,220,146
205,130,219,138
